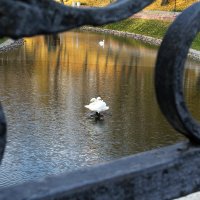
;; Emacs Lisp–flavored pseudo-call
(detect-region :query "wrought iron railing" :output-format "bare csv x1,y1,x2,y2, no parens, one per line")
0,0,200,199
155,2,200,143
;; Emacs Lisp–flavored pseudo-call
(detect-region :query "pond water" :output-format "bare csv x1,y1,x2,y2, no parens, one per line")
0,30,200,188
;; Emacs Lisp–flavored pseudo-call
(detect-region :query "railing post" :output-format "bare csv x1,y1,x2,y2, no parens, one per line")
0,102,6,164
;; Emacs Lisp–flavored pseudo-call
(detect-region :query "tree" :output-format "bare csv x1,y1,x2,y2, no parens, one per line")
174,0,177,11
161,0,169,6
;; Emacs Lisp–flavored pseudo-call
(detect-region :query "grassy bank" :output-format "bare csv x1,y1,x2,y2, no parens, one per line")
62,0,200,50
103,18,200,51
0,38,7,44
104,19,170,39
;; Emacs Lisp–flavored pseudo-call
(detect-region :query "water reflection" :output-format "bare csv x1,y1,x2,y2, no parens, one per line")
184,60,200,121
0,30,199,187
44,34,61,52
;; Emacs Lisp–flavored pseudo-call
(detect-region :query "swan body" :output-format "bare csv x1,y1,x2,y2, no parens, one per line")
99,40,104,46
85,97,109,116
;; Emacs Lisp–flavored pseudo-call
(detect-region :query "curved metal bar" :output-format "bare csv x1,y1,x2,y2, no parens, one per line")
0,103,6,164
155,2,200,143
0,0,154,39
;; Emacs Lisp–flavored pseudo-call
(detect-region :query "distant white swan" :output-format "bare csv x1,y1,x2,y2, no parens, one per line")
85,97,109,120
99,40,104,47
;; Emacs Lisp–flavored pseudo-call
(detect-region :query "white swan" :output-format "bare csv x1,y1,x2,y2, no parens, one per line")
99,40,104,47
85,97,109,120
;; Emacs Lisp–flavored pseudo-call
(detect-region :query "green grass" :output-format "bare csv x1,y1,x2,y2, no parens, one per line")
60,0,200,51
103,18,200,51
104,19,170,39
0,38,7,44
192,34,200,51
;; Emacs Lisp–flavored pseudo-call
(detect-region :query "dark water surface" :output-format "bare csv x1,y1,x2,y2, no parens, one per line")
0,31,199,187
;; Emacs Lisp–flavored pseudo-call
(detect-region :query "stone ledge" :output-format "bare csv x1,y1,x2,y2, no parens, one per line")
80,26,200,61
0,39,24,52
1,141,200,200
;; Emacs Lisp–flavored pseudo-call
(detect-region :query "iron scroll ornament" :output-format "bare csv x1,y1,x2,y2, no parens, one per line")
0,0,154,39
155,2,200,143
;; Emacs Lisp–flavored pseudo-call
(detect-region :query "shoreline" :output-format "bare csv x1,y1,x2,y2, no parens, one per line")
0,39,24,52
1,28,200,62
80,26,200,62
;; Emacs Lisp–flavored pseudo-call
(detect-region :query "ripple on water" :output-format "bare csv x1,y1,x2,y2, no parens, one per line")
0,30,194,187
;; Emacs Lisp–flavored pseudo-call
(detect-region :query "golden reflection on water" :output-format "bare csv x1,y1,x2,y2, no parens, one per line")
23,31,157,103
0,30,200,187
184,61,200,121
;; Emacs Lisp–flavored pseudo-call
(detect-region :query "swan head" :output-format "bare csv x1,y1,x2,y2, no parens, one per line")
97,97,102,101
90,98,96,103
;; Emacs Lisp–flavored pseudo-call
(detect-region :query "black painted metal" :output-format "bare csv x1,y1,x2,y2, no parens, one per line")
0,0,154,39
1,141,200,200
155,2,200,143
0,103,6,164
